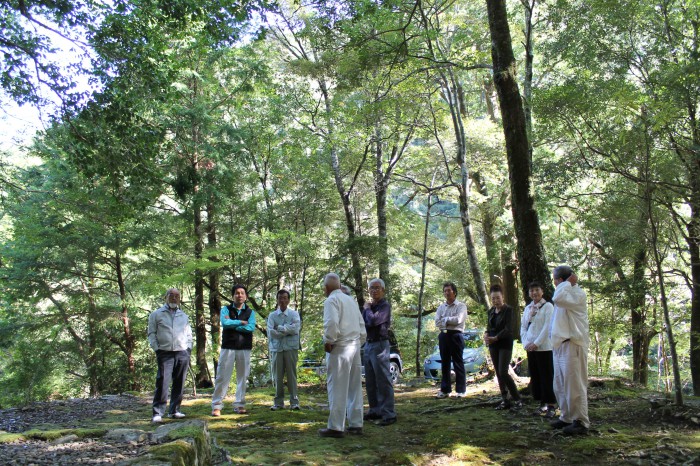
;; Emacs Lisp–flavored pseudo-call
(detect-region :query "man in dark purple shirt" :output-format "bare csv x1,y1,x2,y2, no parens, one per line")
362,278,397,426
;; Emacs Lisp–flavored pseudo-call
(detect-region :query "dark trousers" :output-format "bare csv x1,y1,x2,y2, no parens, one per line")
527,350,556,404
364,340,396,420
439,331,465,394
153,350,190,416
489,346,520,401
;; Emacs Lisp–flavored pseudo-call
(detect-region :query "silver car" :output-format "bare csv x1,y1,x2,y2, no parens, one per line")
423,329,487,381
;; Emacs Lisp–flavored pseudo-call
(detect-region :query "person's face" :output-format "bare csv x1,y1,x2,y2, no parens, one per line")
166,290,181,306
490,291,504,308
443,286,456,304
529,286,543,302
553,274,563,286
277,293,290,310
233,287,247,306
369,283,385,302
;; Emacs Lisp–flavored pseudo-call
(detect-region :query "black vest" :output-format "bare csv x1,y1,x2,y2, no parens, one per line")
221,305,254,350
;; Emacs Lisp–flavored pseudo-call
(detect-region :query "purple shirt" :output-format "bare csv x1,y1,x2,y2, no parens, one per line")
362,298,391,342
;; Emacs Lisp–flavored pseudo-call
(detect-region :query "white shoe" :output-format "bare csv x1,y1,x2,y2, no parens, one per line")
436,391,448,399
169,412,186,419
291,404,301,411
270,405,283,411
152,415,163,423
455,392,467,398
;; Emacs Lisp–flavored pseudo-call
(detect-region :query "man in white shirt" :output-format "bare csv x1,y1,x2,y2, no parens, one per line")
434,282,468,398
267,289,301,410
550,265,590,435
319,273,367,438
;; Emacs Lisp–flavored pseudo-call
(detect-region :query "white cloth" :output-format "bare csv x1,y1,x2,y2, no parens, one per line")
323,289,366,347
211,348,251,409
326,340,363,431
553,341,590,427
435,300,468,332
550,281,589,349
521,299,554,351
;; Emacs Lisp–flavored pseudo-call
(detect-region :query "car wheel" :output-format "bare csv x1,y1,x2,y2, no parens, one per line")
389,360,400,385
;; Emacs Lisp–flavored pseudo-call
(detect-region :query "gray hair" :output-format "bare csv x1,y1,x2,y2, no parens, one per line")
324,273,341,289
553,265,574,281
340,284,353,295
165,288,180,301
368,278,385,289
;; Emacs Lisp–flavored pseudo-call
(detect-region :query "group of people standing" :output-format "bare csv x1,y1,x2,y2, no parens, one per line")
433,265,590,436
146,273,398,438
146,264,590,438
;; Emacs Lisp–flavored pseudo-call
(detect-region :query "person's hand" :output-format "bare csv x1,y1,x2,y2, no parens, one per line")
568,273,578,286
526,343,538,351
324,342,334,353
240,320,248,325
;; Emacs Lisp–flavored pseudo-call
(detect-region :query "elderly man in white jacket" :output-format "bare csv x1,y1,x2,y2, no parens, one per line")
550,265,590,435
318,273,367,438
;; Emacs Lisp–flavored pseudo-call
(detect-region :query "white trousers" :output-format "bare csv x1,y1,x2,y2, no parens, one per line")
553,341,589,427
326,340,363,431
211,348,251,410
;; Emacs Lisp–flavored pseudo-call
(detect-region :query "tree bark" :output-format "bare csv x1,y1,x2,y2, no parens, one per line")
207,200,222,377
115,247,136,390
484,0,553,302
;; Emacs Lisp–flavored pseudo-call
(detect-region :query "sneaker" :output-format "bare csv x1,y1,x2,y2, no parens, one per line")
346,426,363,435
363,412,382,421
455,392,467,398
270,405,283,411
169,412,186,419
211,409,221,417
318,428,345,438
563,420,589,436
551,419,572,429
291,405,301,411
495,400,510,410
544,406,557,418
152,415,163,423
435,391,449,399
512,401,523,410
377,417,397,426
234,407,248,414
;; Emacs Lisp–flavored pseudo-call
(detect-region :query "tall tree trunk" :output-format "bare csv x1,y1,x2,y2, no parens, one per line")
193,175,211,387
319,78,366,306
472,172,501,285
416,172,439,377
484,0,553,303
207,200,222,377
374,123,390,290
441,68,488,310
521,0,536,155
115,247,136,390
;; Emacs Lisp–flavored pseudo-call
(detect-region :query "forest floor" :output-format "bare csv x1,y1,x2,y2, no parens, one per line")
0,377,698,465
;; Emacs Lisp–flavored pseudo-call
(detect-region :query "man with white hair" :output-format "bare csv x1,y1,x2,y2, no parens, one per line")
147,288,193,423
319,273,367,438
362,278,397,426
550,265,590,435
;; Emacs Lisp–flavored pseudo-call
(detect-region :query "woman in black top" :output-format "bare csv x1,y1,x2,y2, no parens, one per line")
484,284,522,410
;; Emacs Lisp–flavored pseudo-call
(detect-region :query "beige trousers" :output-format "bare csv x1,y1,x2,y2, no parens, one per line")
553,340,590,427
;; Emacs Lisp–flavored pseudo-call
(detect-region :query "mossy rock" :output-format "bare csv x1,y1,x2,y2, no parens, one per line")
124,420,211,466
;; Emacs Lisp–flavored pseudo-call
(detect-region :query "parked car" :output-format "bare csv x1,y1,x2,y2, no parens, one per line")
302,330,404,385
423,329,487,381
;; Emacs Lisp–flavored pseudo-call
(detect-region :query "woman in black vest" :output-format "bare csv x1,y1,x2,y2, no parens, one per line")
211,284,257,416
484,284,522,410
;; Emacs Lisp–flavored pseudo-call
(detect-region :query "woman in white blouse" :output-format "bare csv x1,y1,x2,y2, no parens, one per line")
521,282,557,415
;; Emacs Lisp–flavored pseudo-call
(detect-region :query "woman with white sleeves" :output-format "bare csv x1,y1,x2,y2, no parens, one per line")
521,281,557,416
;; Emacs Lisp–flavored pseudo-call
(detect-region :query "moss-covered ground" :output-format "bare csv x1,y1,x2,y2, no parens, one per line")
182,378,700,465
1,378,698,465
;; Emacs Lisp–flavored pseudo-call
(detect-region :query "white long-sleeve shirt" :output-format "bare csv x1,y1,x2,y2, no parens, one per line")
550,281,589,349
323,289,366,347
267,308,301,352
521,299,554,351
435,300,468,332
